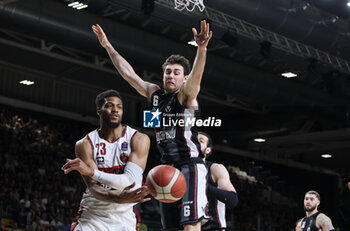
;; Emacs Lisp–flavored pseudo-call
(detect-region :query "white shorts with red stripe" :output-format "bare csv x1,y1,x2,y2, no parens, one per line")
71,206,137,231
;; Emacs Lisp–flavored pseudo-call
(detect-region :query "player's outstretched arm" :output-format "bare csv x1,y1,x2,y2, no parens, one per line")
92,24,160,99
89,132,150,190
316,214,335,231
208,163,238,208
180,20,212,107
63,133,150,190
62,137,150,204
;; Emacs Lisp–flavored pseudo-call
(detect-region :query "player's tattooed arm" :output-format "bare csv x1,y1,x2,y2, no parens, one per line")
316,213,335,231
295,220,302,231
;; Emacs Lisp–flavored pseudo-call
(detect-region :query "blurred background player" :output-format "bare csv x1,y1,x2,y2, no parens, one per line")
198,132,238,231
295,190,335,231
62,89,150,231
92,20,212,231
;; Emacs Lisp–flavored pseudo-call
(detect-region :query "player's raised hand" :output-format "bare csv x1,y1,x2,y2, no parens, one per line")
192,20,212,49
61,158,94,177
112,182,151,204
92,24,111,48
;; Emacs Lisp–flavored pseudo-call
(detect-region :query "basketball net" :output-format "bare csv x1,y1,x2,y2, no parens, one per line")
174,0,205,12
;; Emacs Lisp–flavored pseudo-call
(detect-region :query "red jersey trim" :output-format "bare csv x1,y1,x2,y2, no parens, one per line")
98,165,125,174
97,125,127,143
86,135,94,159
131,130,139,142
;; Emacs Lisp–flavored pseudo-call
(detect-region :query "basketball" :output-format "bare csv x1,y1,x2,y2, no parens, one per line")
145,165,187,203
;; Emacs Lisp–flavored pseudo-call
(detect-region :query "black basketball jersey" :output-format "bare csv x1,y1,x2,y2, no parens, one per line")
150,89,203,164
203,161,227,230
301,212,321,231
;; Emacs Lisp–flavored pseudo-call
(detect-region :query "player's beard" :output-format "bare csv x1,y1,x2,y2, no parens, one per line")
101,113,121,128
304,205,317,212
108,121,120,128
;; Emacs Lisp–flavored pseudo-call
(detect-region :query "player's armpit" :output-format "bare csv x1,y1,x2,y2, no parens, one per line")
317,214,334,231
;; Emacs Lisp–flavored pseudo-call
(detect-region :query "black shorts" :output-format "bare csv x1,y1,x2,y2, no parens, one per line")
160,159,209,230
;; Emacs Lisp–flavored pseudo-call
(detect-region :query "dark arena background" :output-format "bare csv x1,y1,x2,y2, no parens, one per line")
1,0,350,230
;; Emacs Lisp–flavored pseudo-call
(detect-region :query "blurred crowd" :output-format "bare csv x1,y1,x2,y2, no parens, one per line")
229,172,295,231
0,107,88,231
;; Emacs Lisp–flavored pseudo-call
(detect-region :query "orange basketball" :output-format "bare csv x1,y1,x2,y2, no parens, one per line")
145,165,187,203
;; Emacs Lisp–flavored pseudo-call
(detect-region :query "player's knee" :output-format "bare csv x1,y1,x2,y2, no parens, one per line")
183,222,201,231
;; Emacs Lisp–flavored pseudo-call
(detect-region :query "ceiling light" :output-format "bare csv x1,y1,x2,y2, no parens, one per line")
254,138,266,143
68,1,88,10
68,1,79,7
347,2,350,7
281,72,297,78
72,3,84,8
321,154,332,158
77,4,88,10
187,40,197,47
19,80,35,86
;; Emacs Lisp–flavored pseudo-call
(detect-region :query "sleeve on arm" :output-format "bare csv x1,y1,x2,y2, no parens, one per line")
207,183,238,208
91,161,143,190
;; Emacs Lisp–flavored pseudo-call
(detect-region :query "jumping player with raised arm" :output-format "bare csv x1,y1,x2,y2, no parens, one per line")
295,190,335,231
198,132,238,230
61,89,150,231
92,20,212,231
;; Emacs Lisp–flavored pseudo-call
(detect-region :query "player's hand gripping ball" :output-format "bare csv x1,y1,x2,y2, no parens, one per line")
145,165,187,203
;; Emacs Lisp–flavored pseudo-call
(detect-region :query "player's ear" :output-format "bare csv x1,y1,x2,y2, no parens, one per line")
205,147,211,155
183,75,189,82
96,107,101,116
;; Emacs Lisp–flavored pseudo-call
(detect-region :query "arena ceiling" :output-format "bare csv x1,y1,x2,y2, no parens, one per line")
0,0,350,175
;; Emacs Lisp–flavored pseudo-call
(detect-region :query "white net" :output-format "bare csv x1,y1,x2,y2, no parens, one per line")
174,0,205,12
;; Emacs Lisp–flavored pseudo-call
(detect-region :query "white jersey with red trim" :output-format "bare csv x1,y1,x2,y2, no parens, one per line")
79,125,138,213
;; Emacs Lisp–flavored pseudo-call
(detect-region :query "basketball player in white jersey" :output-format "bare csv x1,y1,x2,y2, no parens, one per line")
61,89,150,231
198,132,238,231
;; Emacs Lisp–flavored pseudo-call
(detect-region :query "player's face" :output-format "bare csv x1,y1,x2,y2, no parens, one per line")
198,133,210,156
303,193,319,212
99,96,123,128
163,64,187,93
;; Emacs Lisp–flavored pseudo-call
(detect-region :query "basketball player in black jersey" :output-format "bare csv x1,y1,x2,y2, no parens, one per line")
198,132,238,231
92,20,212,231
295,190,335,231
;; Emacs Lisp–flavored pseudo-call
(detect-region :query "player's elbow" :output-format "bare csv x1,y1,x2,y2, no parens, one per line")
227,191,239,208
